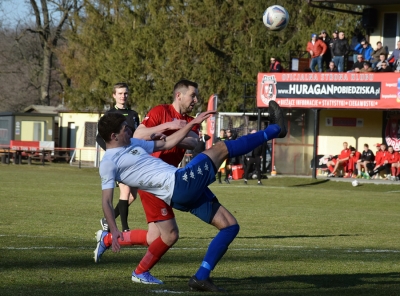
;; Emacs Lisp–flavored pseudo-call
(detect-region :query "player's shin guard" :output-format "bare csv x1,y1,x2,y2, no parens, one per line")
224,124,280,158
135,237,170,274
104,230,148,247
194,224,240,281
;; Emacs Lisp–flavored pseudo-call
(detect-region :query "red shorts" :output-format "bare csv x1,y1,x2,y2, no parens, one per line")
138,190,175,223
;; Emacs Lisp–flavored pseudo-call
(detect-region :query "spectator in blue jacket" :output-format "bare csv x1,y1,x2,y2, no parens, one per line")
354,40,373,64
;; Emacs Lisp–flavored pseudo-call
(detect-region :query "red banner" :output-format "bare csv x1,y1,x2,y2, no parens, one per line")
206,94,217,149
257,72,400,109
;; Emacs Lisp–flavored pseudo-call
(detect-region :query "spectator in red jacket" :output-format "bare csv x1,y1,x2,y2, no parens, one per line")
307,33,327,72
327,142,351,177
269,57,283,72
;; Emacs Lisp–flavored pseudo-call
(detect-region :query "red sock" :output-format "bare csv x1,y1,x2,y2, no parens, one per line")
135,236,170,274
328,165,334,173
391,167,397,177
104,229,148,247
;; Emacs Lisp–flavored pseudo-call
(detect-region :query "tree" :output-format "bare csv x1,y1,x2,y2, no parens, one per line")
58,0,364,114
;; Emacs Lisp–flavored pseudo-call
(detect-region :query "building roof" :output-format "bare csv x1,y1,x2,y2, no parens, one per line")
310,0,399,5
23,105,69,114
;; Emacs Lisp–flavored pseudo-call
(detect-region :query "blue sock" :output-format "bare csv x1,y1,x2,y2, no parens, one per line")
224,124,281,158
195,224,240,280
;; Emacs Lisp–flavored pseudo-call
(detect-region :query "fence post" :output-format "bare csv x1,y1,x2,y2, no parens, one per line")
79,149,81,169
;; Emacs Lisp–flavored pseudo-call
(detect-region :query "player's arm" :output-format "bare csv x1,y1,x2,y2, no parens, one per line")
153,111,215,152
134,120,188,140
102,188,122,252
176,130,198,150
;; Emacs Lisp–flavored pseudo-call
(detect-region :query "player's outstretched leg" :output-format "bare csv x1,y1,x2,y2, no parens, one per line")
268,100,287,138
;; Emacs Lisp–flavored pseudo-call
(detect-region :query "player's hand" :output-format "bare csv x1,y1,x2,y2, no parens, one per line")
111,229,123,253
150,133,167,141
192,110,217,125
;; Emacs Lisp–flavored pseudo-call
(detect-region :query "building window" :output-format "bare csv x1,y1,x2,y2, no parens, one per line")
84,122,97,147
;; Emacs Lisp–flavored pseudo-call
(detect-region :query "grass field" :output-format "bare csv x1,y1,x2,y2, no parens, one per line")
1,163,400,296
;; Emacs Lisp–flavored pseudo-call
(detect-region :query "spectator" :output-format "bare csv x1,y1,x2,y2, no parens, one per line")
350,29,365,62
307,33,327,72
360,61,373,72
370,41,387,68
319,29,332,71
327,141,351,177
345,146,360,178
326,61,338,72
332,31,350,72
373,53,389,71
356,144,375,178
387,41,400,71
377,61,393,72
191,130,211,158
329,30,338,58
269,57,283,72
354,40,373,64
243,129,264,185
347,54,364,72
224,129,239,183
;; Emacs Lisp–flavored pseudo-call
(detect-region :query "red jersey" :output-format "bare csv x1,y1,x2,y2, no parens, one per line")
375,150,384,165
386,151,400,164
141,104,199,167
339,148,351,160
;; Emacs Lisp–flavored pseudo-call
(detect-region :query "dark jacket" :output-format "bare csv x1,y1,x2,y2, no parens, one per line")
96,107,140,150
270,61,282,72
361,149,374,162
332,38,350,56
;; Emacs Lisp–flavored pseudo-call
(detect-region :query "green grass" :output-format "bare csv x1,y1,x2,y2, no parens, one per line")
0,163,400,295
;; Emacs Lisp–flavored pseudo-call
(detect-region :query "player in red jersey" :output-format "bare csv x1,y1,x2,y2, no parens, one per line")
327,142,351,177
368,143,388,179
345,146,361,178
390,149,400,181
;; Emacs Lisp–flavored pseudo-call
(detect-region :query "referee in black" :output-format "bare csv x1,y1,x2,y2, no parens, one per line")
97,82,140,232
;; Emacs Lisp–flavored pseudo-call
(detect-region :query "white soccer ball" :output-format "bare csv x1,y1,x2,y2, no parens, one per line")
263,5,290,31
352,180,359,187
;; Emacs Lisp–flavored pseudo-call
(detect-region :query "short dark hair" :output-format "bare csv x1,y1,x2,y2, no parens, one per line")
173,79,198,99
98,113,126,143
113,82,129,94
364,144,369,148
377,41,382,45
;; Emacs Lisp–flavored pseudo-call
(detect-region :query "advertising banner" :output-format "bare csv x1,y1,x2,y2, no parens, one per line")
257,73,400,109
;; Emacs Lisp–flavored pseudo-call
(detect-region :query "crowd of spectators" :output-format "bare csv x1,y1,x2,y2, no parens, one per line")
268,29,400,73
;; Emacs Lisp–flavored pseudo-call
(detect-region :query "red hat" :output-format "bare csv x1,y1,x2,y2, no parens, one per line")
374,143,381,147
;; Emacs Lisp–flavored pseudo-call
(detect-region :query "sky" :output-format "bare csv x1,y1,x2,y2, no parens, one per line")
0,0,33,27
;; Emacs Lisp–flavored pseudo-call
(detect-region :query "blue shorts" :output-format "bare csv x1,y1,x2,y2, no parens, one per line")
171,153,219,223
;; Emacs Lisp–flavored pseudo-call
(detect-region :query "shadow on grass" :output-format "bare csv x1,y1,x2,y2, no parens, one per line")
170,273,400,295
290,179,330,187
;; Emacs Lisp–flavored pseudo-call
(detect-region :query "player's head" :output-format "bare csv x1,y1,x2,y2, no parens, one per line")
98,113,127,143
364,144,369,151
173,79,199,114
343,142,348,148
219,129,226,138
388,145,394,153
112,82,129,106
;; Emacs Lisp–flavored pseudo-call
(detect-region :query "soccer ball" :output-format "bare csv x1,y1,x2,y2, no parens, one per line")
352,180,359,187
263,5,289,31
